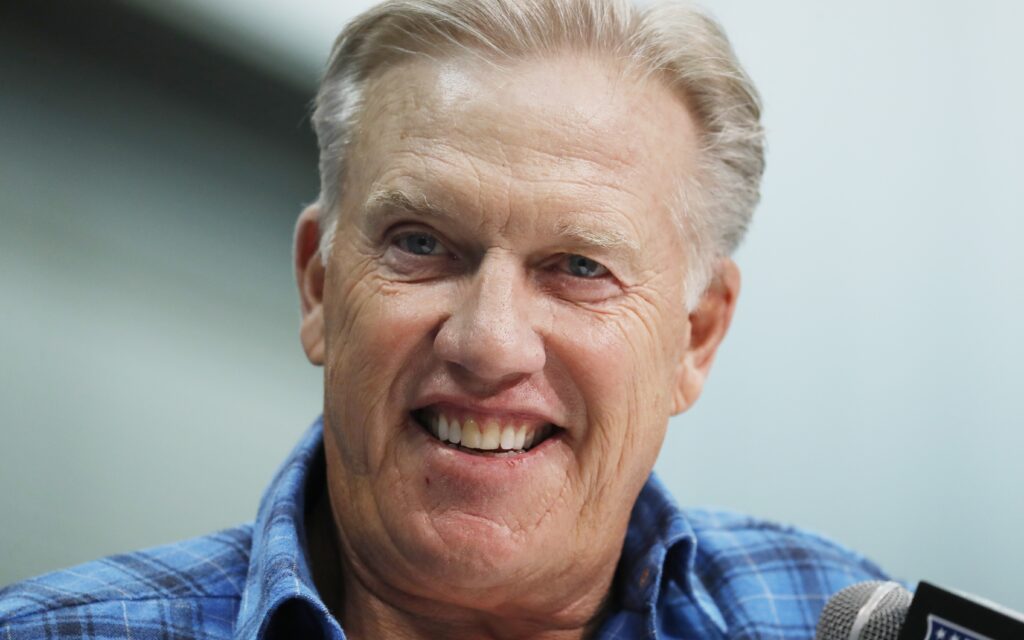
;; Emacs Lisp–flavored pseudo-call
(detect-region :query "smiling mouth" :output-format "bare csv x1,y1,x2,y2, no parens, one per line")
411,408,560,455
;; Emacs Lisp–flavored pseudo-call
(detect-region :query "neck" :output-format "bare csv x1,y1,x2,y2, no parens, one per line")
305,487,618,640
337,588,613,640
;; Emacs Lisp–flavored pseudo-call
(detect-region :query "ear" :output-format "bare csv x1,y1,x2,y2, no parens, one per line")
294,203,327,366
671,258,741,415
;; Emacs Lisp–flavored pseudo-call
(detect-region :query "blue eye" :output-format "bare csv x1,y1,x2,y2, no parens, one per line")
396,232,444,256
565,254,608,278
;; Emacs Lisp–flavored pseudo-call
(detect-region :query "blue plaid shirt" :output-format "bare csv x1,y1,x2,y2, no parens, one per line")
0,418,891,639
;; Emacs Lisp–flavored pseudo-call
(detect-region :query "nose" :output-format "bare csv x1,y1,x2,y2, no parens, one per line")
434,252,546,385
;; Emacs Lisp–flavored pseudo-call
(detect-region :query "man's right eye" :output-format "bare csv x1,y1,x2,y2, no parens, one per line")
394,231,448,256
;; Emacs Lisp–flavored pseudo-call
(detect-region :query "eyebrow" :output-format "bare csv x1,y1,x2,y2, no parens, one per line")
364,188,640,253
552,220,640,252
364,188,451,220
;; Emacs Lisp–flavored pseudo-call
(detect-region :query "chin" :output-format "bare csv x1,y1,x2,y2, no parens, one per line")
399,508,546,591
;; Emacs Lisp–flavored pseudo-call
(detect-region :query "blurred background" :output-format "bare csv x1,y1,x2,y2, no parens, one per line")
2,0,1022,611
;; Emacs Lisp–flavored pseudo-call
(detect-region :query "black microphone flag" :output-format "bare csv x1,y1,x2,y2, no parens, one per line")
898,581,1024,640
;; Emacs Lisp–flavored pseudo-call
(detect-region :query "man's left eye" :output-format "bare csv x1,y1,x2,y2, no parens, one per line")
394,231,447,256
563,254,609,278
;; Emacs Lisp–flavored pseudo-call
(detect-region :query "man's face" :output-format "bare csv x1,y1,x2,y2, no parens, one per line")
299,54,728,614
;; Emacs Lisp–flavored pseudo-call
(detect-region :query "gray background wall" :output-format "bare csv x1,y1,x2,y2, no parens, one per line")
2,0,1022,612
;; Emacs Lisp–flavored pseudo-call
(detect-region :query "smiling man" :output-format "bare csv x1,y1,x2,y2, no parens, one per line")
0,1,893,639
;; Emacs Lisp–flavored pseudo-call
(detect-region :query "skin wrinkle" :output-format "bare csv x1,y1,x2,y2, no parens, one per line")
332,435,452,620
371,98,641,184
366,183,648,287
493,143,515,239
423,480,571,606
295,51,739,640
369,157,649,220
331,500,427,638
387,129,624,176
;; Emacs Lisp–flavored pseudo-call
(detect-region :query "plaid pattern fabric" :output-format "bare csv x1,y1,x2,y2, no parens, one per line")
1,418,892,639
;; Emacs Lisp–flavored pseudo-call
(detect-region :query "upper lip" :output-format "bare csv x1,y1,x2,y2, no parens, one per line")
411,394,565,428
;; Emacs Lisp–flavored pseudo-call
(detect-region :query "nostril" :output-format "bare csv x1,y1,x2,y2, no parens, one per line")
434,330,546,383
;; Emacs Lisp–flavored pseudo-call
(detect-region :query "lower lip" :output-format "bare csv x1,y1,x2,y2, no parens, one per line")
408,415,566,478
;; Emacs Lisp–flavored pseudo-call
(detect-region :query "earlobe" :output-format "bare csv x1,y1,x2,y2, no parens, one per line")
670,259,741,416
670,356,702,416
294,204,327,366
300,305,326,366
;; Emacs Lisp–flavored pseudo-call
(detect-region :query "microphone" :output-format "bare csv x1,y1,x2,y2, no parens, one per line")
815,580,1024,640
816,581,911,640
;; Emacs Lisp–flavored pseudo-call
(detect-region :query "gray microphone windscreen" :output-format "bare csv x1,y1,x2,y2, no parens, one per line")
815,581,912,640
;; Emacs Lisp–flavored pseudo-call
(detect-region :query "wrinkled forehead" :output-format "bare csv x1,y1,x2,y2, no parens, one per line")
343,53,700,228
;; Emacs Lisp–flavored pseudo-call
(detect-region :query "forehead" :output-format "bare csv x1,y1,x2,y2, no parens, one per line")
345,53,700,231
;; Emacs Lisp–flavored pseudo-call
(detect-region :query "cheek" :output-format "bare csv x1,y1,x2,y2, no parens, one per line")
322,261,452,472
548,302,678,486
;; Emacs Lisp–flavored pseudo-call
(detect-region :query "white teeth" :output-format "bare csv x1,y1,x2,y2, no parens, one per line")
424,411,555,452
437,415,449,442
500,425,516,450
448,419,462,445
462,419,482,448
514,425,526,450
480,420,501,450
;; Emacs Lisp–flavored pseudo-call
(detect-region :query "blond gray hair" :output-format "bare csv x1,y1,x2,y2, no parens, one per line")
311,0,764,309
